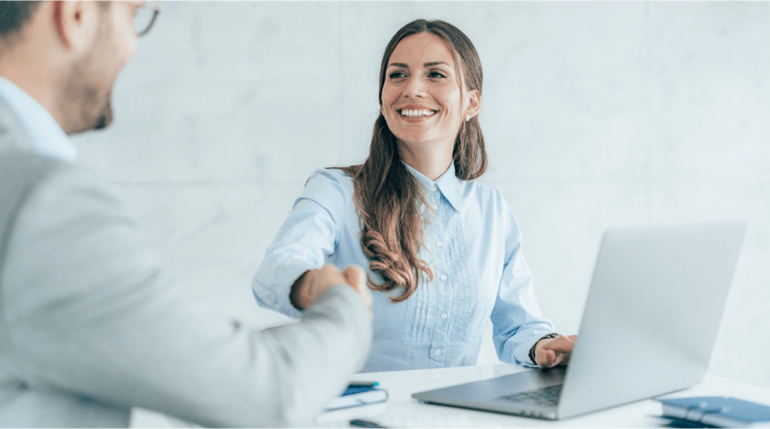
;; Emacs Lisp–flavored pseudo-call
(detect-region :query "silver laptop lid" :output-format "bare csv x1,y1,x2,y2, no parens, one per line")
557,221,747,419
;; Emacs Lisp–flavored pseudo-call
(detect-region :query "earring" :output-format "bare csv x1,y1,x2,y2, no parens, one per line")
465,115,471,122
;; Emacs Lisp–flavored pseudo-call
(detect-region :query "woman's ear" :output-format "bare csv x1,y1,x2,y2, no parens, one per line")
53,1,100,53
465,89,481,120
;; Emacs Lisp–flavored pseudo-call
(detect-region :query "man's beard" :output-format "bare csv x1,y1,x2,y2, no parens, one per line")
91,97,113,131
60,59,115,135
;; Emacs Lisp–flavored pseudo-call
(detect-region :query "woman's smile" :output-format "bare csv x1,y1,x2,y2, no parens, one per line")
397,104,439,121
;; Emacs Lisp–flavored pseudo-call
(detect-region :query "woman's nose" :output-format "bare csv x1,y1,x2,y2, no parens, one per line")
403,76,426,98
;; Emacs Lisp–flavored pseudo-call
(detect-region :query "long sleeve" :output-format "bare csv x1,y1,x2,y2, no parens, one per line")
490,191,555,367
252,169,353,318
1,165,372,427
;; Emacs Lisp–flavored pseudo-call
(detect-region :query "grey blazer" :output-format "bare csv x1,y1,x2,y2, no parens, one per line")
0,97,372,427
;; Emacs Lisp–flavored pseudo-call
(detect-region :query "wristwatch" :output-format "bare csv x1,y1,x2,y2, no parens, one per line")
529,333,560,365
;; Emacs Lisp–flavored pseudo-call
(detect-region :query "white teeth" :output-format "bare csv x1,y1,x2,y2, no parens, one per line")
399,109,437,117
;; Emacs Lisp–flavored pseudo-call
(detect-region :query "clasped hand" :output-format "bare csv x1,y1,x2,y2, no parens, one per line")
290,264,373,318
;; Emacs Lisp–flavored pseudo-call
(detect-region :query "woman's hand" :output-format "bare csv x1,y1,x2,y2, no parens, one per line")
290,264,373,317
534,335,577,368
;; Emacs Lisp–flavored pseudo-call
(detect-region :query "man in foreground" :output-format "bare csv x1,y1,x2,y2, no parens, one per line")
0,2,373,427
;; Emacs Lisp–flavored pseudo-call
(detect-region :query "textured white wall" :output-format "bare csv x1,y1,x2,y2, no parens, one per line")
73,2,770,389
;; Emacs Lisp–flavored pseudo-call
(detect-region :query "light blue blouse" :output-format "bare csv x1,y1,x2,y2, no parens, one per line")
252,162,555,372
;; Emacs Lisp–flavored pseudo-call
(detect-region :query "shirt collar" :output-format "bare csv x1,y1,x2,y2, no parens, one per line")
403,161,463,212
0,75,77,163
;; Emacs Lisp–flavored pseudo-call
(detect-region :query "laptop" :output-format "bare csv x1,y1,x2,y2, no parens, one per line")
412,221,747,420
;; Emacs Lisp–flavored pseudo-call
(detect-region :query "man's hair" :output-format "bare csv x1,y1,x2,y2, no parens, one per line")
0,1,42,42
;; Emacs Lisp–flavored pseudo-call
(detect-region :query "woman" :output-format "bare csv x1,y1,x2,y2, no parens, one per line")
252,19,575,372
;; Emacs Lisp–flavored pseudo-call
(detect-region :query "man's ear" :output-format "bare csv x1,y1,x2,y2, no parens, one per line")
53,1,100,53
465,89,481,120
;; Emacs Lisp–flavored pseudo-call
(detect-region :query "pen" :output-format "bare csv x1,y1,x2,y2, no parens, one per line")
350,419,388,428
348,381,379,388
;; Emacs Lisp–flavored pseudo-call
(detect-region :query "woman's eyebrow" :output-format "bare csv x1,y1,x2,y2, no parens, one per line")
424,61,451,67
388,61,452,69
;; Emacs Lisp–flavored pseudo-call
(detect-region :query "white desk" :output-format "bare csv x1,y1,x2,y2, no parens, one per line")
317,364,770,428
131,365,770,429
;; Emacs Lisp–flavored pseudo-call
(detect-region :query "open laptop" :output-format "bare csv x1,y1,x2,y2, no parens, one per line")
412,221,747,420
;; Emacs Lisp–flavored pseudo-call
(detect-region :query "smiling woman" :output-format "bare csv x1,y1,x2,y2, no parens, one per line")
350,24,485,301
252,19,576,372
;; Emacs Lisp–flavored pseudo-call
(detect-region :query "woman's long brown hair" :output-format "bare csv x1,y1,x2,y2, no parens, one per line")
335,19,487,303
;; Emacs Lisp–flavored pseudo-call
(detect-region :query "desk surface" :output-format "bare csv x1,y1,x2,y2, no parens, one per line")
130,364,770,427
317,364,770,428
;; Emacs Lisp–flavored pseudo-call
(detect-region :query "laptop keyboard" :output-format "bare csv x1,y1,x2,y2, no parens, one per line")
498,384,563,407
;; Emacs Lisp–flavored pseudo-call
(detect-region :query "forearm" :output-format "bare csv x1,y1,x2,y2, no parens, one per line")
4,169,371,427
254,286,372,426
10,279,371,427
183,286,372,427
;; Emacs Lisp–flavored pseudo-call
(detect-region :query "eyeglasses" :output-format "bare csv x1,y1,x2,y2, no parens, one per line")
115,0,160,37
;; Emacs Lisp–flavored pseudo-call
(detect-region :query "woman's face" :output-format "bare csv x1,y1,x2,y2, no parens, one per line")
381,32,479,151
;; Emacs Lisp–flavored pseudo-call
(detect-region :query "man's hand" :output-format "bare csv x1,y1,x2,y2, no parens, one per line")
340,265,373,318
534,335,577,368
290,264,373,316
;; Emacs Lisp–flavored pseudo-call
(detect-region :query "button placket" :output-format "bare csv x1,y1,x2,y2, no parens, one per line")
430,329,448,364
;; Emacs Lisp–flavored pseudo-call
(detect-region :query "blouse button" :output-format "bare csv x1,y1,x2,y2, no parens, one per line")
431,185,437,192
435,349,443,356
431,204,438,210
440,274,448,282
441,312,448,320
436,240,443,247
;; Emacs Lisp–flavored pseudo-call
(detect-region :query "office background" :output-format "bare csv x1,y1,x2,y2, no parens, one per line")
72,2,770,389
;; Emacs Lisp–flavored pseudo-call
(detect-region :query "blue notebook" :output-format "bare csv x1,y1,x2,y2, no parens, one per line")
325,386,389,411
656,396,770,428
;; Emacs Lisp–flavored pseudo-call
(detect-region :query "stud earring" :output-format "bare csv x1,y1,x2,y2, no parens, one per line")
465,115,471,122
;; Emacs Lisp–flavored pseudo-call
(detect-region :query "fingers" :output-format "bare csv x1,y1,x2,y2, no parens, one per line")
303,265,345,308
536,335,577,368
342,265,366,290
309,264,373,318
541,349,555,367
537,348,561,368
342,265,373,318
541,336,576,353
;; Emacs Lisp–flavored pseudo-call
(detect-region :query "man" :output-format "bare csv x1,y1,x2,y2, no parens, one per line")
0,2,373,427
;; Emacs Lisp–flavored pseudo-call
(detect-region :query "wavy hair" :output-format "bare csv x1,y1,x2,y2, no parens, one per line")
335,19,487,302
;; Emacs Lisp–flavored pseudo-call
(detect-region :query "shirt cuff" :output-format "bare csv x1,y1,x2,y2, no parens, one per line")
252,263,309,319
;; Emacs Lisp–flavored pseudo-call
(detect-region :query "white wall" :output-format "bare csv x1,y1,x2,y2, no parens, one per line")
73,2,770,389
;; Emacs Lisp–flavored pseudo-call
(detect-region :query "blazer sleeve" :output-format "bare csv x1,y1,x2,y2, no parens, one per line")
489,190,556,367
1,165,372,427
252,168,352,318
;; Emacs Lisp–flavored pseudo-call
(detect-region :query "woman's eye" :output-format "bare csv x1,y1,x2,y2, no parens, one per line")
429,71,447,78
389,71,407,79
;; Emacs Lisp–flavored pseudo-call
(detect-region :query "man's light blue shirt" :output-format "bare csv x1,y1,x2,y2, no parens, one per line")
0,75,76,162
252,162,555,372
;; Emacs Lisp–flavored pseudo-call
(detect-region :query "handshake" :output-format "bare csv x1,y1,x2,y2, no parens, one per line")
290,264,374,317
